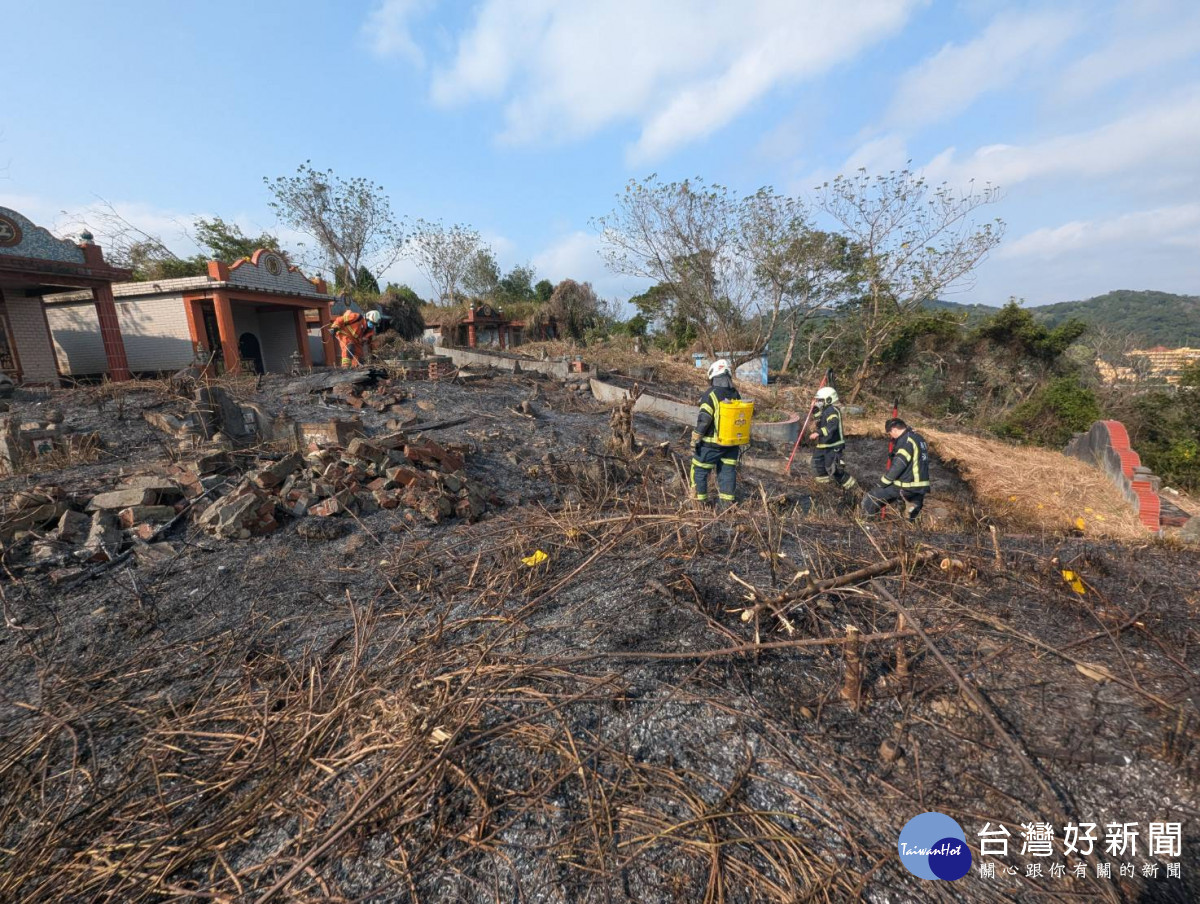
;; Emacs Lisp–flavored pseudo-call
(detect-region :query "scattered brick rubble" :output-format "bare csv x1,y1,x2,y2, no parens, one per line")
0,432,491,575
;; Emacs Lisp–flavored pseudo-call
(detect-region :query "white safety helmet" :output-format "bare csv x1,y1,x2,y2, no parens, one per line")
815,386,839,407
707,358,732,381
365,310,382,326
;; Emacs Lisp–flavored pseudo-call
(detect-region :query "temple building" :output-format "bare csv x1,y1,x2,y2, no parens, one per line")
46,250,336,376
0,206,132,384
423,302,527,348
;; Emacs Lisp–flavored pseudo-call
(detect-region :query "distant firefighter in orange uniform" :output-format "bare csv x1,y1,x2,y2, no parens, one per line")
329,309,381,367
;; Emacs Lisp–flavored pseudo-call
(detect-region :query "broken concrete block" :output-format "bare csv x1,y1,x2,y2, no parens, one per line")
347,437,388,467
87,488,157,512
441,473,464,494
55,509,91,545
2,501,69,539
84,513,122,563
120,476,184,498
250,452,303,489
374,431,408,450
198,484,277,539
190,450,232,475
13,486,67,509
300,418,364,448
118,505,178,528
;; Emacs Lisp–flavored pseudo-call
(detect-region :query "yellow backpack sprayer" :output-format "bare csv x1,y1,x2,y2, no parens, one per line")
715,399,754,446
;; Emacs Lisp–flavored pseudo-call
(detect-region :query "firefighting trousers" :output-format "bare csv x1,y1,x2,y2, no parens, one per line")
337,335,364,368
811,447,857,490
691,442,738,502
861,484,927,520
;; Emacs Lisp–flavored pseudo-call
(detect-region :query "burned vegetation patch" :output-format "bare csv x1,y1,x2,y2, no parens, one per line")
0,374,1198,903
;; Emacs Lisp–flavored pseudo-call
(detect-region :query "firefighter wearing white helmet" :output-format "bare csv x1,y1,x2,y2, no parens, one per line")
690,358,742,506
808,385,857,492
328,307,381,368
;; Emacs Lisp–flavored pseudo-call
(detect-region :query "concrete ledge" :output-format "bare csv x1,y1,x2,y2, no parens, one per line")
438,346,588,381
589,377,799,448
1065,419,1161,531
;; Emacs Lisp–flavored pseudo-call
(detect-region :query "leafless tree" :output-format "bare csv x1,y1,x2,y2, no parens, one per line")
406,220,486,306
596,176,753,359
818,166,1003,402
265,162,404,288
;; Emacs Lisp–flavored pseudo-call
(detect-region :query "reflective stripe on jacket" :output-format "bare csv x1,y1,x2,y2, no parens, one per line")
881,429,930,489
815,405,845,449
331,311,374,342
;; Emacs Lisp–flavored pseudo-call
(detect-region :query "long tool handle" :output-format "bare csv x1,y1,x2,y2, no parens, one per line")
784,368,833,476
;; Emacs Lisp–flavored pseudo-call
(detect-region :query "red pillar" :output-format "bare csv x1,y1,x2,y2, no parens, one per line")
294,308,313,368
91,284,131,381
213,291,240,373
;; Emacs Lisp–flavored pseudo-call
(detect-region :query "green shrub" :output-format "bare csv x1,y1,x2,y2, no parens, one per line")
997,375,1101,447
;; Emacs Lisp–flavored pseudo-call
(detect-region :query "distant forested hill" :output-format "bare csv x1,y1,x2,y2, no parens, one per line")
922,290,1200,346
1031,291,1200,346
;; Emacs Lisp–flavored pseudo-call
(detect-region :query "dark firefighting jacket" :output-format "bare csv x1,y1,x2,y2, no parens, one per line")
694,375,740,446
881,428,931,489
814,404,845,450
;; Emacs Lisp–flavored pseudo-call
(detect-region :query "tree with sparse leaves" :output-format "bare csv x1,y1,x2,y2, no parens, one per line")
462,247,501,300
264,161,404,293
597,175,753,359
818,167,1003,402
406,220,486,306
194,217,282,263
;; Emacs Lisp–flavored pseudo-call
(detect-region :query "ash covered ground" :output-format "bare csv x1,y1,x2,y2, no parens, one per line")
1,369,1198,903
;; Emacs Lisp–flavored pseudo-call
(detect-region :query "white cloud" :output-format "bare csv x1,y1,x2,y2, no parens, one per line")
532,230,648,301
363,0,434,65
1054,5,1200,100
921,86,1200,189
425,0,922,161
998,204,1200,261
888,8,1079,127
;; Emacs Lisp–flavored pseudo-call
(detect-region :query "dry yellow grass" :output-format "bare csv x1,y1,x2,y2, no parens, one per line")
923,427,1148,540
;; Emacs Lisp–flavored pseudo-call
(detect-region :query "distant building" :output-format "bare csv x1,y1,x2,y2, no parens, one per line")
423,302,527,349
46,251,336,376
1129,346,1200,385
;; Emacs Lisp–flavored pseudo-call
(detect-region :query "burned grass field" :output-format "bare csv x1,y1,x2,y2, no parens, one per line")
1,372,1199,903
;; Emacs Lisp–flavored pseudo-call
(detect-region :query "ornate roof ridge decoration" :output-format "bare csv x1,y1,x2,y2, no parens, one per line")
228,248,305,276
0,206,87,265
224,247,328,296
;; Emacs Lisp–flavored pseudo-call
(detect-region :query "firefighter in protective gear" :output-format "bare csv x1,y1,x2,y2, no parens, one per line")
690,359,742,506
809,386,857,492
329,309,380,368
862,417,930,520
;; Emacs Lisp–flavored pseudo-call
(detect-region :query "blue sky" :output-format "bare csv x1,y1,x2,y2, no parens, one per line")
3,0,1199,307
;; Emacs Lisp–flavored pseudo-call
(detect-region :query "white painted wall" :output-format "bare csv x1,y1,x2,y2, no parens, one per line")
48,295,193,376
258,310,299,372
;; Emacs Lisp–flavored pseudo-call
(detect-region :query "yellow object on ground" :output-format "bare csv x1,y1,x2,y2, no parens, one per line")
716,400,754,446
1061,570,1087,594
522,549,549,567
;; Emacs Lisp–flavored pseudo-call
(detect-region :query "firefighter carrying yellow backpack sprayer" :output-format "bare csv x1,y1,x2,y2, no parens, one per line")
690,359,753,508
